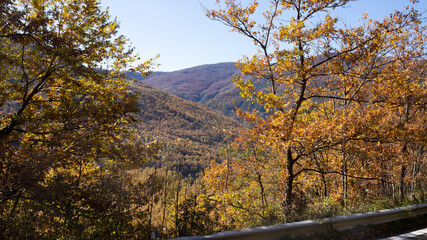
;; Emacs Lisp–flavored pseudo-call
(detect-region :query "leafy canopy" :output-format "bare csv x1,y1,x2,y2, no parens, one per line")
0,0,158,238
203,0,426,224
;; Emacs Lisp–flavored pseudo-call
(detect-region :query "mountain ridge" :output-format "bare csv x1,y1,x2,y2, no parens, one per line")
127,62,266,117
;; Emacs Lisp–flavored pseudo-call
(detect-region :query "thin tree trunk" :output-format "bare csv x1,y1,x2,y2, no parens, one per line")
161,154,169,235
222,145,229,226
341,145,349,208
252,147,268,218
284,147,295,209
342,159,348,208
256,169,267,217
175,157,182,237
316,155,328,198
400,165,406,202
400,144,408,202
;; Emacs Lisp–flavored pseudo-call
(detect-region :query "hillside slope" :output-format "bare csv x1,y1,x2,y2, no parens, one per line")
138,62,239,102
129,81,240,177
128,62,266,117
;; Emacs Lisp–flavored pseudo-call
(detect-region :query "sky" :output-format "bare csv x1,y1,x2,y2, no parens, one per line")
100,0,426,72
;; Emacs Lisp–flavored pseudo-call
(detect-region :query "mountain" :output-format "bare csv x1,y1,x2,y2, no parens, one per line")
130,62,239,102
127,62,266,118
129,81,241,177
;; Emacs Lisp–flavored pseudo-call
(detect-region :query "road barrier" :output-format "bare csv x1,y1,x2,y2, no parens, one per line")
167,203,427,240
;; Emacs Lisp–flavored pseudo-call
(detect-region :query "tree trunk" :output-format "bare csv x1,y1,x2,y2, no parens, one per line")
175,157,182,237
161,155,169,234
222,146,230,225
399,144,408,202
284,148,295,209
252,147,268,218
315,155,328,198
342,159,348,208
400,165,406,202
256,169,267,217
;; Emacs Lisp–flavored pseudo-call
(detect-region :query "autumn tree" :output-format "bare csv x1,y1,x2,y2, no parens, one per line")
0,0,158,238
206,0,426,219
202,129,283,229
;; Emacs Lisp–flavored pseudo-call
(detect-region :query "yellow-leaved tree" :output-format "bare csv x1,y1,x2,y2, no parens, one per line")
0,0,159,238
203,0,426,225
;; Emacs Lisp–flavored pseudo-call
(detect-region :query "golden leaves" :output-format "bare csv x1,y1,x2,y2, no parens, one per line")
1,1,159,237
204,0,426,223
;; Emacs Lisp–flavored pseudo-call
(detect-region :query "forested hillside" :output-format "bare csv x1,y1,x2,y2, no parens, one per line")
129,81,240,177
128,62,266,118
130,62,238,102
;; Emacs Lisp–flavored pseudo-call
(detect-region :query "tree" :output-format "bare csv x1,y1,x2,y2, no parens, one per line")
206,0,426,217
0,0,158,238
202,130,283,229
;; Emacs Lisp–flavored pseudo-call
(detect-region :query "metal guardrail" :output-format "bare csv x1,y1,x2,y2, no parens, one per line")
168,203,427,240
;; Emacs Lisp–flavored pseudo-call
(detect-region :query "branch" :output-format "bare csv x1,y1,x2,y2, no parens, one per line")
207,197,264,219
294,168,386,182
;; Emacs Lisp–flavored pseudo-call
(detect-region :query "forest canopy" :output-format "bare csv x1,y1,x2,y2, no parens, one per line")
0,0,158,238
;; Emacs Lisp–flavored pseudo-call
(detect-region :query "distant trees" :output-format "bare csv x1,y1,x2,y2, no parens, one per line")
0,0,158,238
203,0,426,227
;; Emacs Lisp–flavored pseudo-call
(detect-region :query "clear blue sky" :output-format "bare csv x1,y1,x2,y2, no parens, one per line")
100,0,426,72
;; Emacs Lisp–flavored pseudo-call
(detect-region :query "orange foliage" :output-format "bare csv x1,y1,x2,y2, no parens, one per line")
203,0,426,226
